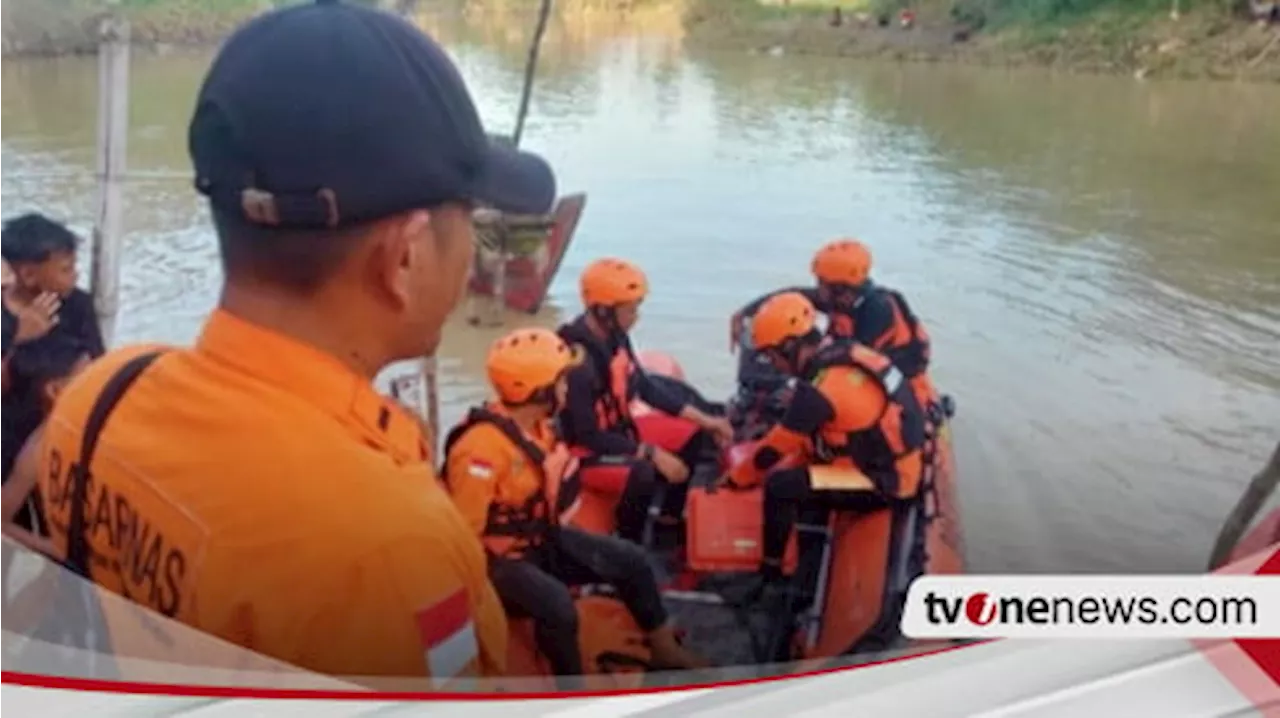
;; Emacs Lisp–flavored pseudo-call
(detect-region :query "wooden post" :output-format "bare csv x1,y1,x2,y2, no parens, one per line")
90,11,131,348
421,355,440,454
488,221,509,328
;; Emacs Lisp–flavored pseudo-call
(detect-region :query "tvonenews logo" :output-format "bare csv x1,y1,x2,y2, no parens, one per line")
900,576,1280,639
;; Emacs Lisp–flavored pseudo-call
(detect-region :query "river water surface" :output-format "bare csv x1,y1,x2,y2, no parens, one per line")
2,6,1278,576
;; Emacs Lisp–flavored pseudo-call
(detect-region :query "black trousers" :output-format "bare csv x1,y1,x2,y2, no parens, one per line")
488,527,667,689
615,459,659,545
615,429,717,543
761,466,889,568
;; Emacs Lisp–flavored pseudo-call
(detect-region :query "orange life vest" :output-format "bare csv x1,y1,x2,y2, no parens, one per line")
559,321,640,441
441,406,581,558
804,340,927,499
878,288,931,380
828,287,931,380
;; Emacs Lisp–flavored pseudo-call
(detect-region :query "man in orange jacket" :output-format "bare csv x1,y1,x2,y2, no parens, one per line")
557,258,732,543
730,239,941,419
31,1,545,684
443,328,710,688
728,292,929,586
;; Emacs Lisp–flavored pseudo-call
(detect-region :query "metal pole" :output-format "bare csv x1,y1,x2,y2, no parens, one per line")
512,0,554,148
90,11,131,348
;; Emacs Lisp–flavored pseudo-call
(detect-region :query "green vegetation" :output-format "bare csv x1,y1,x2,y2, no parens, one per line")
683,0,1277,81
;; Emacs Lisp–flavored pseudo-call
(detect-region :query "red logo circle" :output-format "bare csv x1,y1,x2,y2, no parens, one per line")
965,592,996,625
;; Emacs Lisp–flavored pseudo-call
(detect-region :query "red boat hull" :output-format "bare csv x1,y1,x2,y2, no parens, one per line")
468,193,588,314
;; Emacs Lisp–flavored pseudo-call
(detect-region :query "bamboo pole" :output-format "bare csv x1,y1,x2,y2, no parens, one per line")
90,11,131,348
1208,440,1280,570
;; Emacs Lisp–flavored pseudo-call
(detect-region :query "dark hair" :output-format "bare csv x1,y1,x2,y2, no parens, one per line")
8,335,90,393
211,207,375,295
1,213,80,265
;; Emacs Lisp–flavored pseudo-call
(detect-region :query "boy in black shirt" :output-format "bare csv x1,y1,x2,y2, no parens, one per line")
1,213,105,360
1,213,106,534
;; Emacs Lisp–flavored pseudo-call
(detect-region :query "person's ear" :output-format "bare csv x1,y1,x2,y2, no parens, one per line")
370,210,433,310
43,378,66,406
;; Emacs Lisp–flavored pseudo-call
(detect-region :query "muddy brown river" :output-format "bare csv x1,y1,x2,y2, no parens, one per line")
2,6,1278,578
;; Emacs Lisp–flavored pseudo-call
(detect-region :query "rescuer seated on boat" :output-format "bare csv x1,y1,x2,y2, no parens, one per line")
729,238,942,420
727,292,928,588
442,328,711,688
556,258,733,543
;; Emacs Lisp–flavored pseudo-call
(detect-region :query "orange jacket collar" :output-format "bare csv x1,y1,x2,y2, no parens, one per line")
196,309,429,463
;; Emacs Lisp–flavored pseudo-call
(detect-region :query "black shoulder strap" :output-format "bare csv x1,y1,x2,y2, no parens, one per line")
883,287,921,332
440,407,548,477
805,339,854,379
64,351,165,578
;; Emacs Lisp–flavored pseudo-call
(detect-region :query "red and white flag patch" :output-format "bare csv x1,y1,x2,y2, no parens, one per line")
467,458,495,480
416,589,479,679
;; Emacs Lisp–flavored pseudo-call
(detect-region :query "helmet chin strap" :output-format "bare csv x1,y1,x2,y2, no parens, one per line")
591,304,653,384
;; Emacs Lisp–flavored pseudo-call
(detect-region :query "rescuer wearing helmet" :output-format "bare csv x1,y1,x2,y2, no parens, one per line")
556,258,733,544
727,292,928,585
442,328,710,687
729,238,939,415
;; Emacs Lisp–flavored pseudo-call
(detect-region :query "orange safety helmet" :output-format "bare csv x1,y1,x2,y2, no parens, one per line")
486,327,583,404
580,258,649,309
811,238,872,287
751,292,818,351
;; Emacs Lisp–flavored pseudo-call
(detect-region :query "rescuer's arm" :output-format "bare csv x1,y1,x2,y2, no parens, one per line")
0,424,40,519
635,372,687,416
442,428,511,537
727,380,835,488
635,374,734,446
559,361,641,456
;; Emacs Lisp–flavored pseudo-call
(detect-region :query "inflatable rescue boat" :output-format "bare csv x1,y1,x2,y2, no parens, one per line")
504,336,967,689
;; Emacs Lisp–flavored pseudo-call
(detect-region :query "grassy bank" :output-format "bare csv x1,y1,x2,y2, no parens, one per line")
682,0,1280,81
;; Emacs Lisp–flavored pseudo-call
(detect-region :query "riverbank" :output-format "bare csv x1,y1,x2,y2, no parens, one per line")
0,0,268,56
683,0,1280,82
3,0,1278,82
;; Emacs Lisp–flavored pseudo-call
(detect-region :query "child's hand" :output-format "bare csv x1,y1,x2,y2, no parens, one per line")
5,290,61,345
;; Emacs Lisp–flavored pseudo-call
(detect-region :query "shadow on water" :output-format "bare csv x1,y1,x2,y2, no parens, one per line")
2,8,1278,575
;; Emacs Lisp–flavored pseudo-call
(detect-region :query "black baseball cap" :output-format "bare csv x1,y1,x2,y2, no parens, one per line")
189,0,556,230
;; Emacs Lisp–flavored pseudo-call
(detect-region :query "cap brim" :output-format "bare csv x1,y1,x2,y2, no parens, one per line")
471,139,557,216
